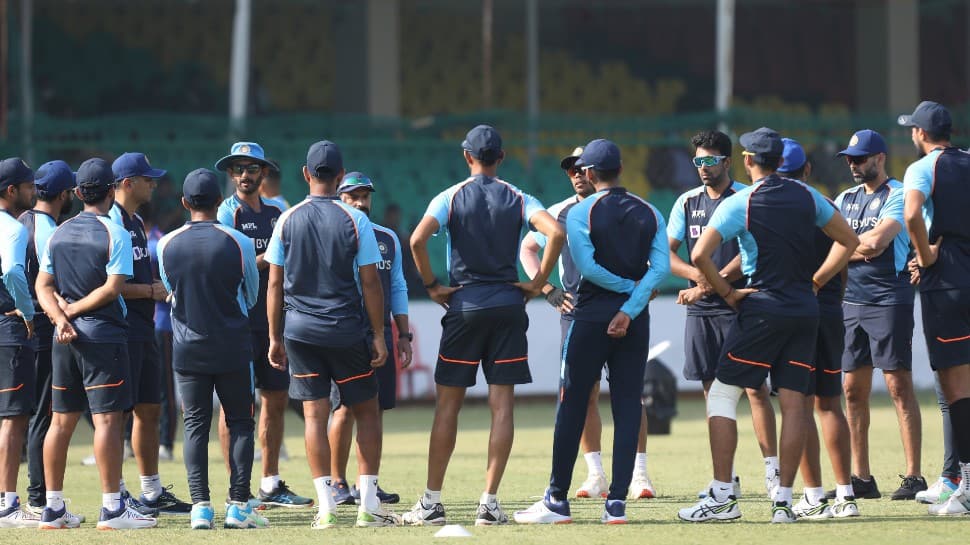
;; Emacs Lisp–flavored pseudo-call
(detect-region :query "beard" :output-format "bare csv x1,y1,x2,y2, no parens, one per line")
237,175,263,194
357,206,370,217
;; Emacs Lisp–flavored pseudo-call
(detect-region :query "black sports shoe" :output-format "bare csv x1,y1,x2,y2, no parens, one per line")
890,475,927,500
122,490,160,517
351,484,401,505
332,479,356,505
140,485,193,514
825,475,881,500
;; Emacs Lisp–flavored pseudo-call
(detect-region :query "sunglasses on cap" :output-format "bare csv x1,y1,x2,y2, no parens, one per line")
230,163,262,175
845,155,870,165
692,155,728,168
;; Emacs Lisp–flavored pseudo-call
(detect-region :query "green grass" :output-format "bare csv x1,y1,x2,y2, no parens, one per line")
9,392,964,543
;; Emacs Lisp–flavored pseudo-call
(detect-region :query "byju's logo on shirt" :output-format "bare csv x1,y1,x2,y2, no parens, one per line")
689,225,708,238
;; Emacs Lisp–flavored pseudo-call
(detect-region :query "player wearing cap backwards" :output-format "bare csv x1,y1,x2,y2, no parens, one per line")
670,131,780,500
899,101,970,515
677,128,858,524
825,130,925,501
0,158,38,527
513,139,668,525
107,153,192,515
35,158,156,530
519,146,657,500
328,172,412,506
266,141,400,529
215,142,310,509
17,161,81,525
406,125,564,527
775,139,858,519
157,169,264,530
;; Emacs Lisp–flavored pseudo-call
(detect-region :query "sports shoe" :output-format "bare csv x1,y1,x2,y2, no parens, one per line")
401,498,446,526
332,480,355,506
770,501,796,523
190,502,214,530
792,496,832,520
831,497,860,518
80,454,97,467
891,475,928,500
158,445,175,462
825,475,880,500
698,476,741,499
575,473,608,498
140,485,193,514
513,492,572,524
928,488,970,516
0,498,40,528
677,494,741,522
629,473,656,499
350,484,401,505
96,504,157,530
601,499,627,524
123,490,159,517
39,505,78,529
258,480,314,508
30,503,84,527
224,494,265,511
916,477,960,504
224,502,269,529
765,468,780,499
311,511,337,529
474,500,508,526
355,505,401,527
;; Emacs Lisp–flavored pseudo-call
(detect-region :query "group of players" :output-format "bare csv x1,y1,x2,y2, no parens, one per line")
0,98,967,529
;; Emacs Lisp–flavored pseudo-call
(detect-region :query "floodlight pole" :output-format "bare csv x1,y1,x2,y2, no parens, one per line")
715,0,734,132
229,0,252,138
19,0,32,162
526,0,538,170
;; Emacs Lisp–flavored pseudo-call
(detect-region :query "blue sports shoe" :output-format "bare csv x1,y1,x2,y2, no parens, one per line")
332,479,355,506
123,490,159,517
224,502,269,529
190,502,214,530
602,499,627,524
258,480,313,508
351,483,401,504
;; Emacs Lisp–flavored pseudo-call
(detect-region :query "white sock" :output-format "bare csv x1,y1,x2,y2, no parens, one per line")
764,456,779,476
423,489,441,505
312,476,336,514
710,479,734,502
774,486,793,505
260,475,281,495
479,492,496,505
140,474,163,501
836,483,854,500
46,491,64,511
804,486,825,504
960,462,970,492
2,492,16,509
119,479,127,494
584,451,605,476
633,453,647,475
103,492,121,511
359,475,379,512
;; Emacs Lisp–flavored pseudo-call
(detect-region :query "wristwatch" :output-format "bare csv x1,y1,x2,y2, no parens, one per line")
399,332,413,342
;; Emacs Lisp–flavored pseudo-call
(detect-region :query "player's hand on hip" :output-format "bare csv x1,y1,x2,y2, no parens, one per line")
919,236,942,268
513,279,544,300
908,258,921,285
370,336,388,368
725,288,757,310
429,285,459,309
607,311,631,338
54,319,77,344
676,286,704,305
543,286,573,313
150,281,170,302
399,338,413,369
268,339,288,371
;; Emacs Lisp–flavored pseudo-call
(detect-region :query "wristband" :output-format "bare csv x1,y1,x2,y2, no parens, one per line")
424,278,440,289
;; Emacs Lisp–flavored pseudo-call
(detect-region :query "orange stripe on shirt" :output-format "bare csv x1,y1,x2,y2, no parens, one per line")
334,370,375,384
726,352,770,368
84,379,125,391
439,355,479,365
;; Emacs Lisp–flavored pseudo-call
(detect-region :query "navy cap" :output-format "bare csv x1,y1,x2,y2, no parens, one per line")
76,158,115,191
0,157,34,191
575,139,621,171
837,129,888,157
337,171,376,194
777,138,807,174
739,127,784,161
215,141,270,171
264,158,281,175
182,168,222,207
34,160,76,194
898,101,952,134
461,125,503,161
306,140,343,176
112,152,166,182
560,146,584,170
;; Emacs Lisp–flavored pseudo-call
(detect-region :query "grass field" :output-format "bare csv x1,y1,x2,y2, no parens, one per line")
7,392,964,543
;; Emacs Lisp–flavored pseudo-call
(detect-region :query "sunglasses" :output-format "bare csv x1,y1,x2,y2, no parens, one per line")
846,155,870,165
567,166,584,176
230,163,262,175
693,155,727,167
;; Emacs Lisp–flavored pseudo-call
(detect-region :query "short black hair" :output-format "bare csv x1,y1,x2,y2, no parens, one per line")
78,187,111,205
753,154,782,171
312,169,338,185
926,129,951,142
691,130,733,157
185,200,218,213
781,165,806,179
592,168,620,182
36,189,63,202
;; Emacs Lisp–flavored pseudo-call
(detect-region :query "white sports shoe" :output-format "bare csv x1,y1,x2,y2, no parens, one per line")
401,498,446,526
513,496,572,525
575,473,608,499
698,476,741,499
26,502,84,524
916,477,959,505
0,502,40,528
474,500,509,526
792,496,832,520
770,502,796,524
928,488,970,516
629,472,656,499
677,495,741,522
831,497,860,518
311,511,337,529
96,504,158,530
356,505,402,527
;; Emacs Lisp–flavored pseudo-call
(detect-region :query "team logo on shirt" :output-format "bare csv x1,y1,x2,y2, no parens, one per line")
869,198,881,210
378,241,388,255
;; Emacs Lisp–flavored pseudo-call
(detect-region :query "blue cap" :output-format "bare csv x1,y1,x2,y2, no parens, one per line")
575,139,621,171
777,138,807,174
837,130,888,157
215,142,270,172
182,168,222,207
112,152,166,182
739,127,784,162
0,157,34,191
76,158,115,191
898,101,952,134
306,140,343,176
461,125,503,161
338,171,376,193
34,160,76,194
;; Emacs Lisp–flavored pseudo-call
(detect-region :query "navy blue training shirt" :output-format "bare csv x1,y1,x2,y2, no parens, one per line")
532,195,582,319
813,200,844,316
109,203,156,341
19,209,57,349
372,223,408,328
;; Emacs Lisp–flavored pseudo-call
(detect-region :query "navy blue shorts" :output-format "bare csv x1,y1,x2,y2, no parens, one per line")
52,341,132,414
435,305,532,388
251,331,289,392
331,331,397,411
0,344,34,417
811,313,844,398
716,309,818,394
683,313,735,382
920,289,970,371
842,304,914,372
286,337,377,406
128,340,161,405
